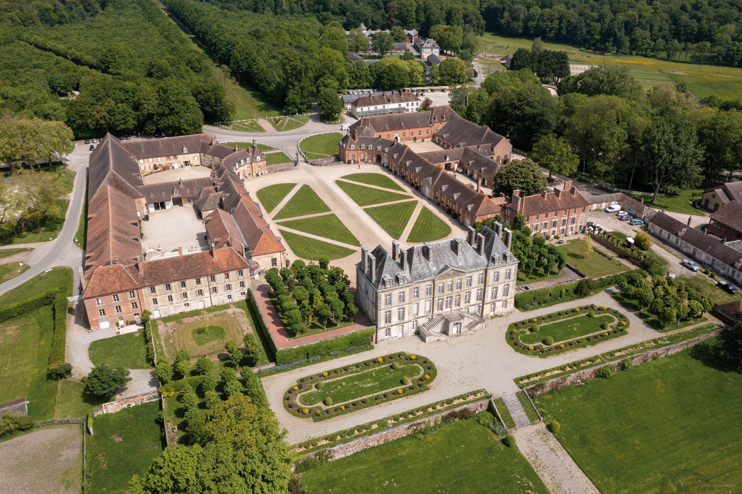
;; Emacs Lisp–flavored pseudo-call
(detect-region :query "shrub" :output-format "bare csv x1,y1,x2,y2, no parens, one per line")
529,323,539,333
391,362,399,370
596,366,612,379
601,322,609,330
316,381,324,390
194,357,213,376
549,420,561,433
377,357,383,363
402,377,410,385
410,355,416,359
544,337,554,345
424,374,430,379
294,450,331,473
324,397,333,406
619,359,632,371
322,372,328,377
710,272,716,278
49,363,72,379
503,434,516,448
474,411,495,427
242,332,261,367
588,310,595,318
397,389,403,394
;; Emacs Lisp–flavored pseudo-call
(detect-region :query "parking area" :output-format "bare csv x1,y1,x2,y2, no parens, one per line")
587,210,646,237
140,205,208,258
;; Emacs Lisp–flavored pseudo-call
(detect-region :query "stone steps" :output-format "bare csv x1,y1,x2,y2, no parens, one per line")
502,393,531,428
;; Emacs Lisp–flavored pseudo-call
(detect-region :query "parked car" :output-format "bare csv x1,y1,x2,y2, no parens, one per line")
681,260,700,271
717,281,738,294
84,139,90,144
442,89,447,92
629,218,644,226
91,138,98,143
693,201,702,209
89,145,95,151
605,205,621,213
618,215,630,221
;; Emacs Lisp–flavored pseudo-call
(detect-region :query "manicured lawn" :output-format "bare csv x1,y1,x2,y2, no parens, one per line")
74,178,87,249
299,133,343,157
265,151,292,165
518,314,615,345
55,379,106,418
88,401,164,494
340,172,405,191
558,240,628,278
301,419,549,494
0,261,30,281
279,230,356,261
222,141,276,152
0,266,72,308
336,180,410,206
516,266,563,286
537,339,742,494
683,274,742,305
256,183,296,213
298,363,424,406
305,152,329,159
155,308,247,361
274,185,330,220
268,116,286,131
226,80,282,120
191,325,225,346
517,391,539,424
231,121,265,132
493,397,516,429
278,214,359,246
626,188,704,216
0,247,31,259
283,116,308,131
364,201,417,239
89,331,151,369
406,206,451,242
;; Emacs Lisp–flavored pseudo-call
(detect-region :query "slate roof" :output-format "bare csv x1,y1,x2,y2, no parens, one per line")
139,177,213,204
349,52,362,62
710,201,742,233
435,113,508,150
418,146,502,177
584,192,652,216
427,54,442,65
348,105,455,137
350,90,420,108
704,181,742,205
88,134,143,200
197,186,221,212
121,134,210,159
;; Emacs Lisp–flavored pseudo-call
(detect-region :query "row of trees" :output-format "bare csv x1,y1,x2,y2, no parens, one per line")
509,43,570,82
0,113,74,168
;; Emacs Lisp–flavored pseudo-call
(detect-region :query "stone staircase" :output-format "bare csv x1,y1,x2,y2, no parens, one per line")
502,393,532,428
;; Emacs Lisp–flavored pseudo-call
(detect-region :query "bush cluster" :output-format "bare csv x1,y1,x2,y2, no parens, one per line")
0,411,34,437
275,328,375,366
549,420,561,433
503,434,516,448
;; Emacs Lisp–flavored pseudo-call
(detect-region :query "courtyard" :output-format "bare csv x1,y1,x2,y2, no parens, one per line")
140,205,208,258
141,165,211,185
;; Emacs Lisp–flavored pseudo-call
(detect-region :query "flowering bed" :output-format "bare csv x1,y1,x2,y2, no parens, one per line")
507,304,630,358
284,352,437,421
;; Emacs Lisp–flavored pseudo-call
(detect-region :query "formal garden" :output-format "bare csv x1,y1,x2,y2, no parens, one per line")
278,230,356,260
284,352,437,421
340,172,405,191
273,185,330,220
406,206,452,243
256,183,296,213
335,180,410,206
299,132,343,159
507,305,630,357
277,214,359,246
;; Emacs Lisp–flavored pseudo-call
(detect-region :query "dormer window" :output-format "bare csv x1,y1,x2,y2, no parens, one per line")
173,188,178,195
351,145,355,149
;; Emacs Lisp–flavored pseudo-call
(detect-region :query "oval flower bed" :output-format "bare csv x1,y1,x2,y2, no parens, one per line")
506,304,630,358
284,352,437,421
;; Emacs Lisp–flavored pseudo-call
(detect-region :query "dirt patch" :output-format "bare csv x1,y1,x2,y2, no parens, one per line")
0,425,82,494
113,434,123,443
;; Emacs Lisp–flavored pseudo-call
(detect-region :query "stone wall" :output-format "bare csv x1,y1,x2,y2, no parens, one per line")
526,328,721,397
93,391,160,416
308,156,342,166
267,162,296,174
301,398,490,463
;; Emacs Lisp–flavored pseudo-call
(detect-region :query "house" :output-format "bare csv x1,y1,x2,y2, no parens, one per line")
348,90,421,118
343,105,455,143
405,29,418,43
701,181,742,211
432,113,512,162
348,52,362,62
123,134,235,173
708,202,742,241
584,192,653,220
414,38,440,56
426,54,442,66
356,225,518,342
502,181,590,237
500,55,512,69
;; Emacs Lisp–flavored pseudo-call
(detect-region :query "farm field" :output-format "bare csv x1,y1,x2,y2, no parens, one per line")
265,151,292,165
88,331,151,369
364,201,417,239
278,214,359,246
557,240,628,278
301,419,549,494
279,230,356,261
274,185,330,220
336,180,410,207
536,338,742,494
340,173,405,191
300,133,343,157
406,206,451,243
88,402,164,494
256,183,296,213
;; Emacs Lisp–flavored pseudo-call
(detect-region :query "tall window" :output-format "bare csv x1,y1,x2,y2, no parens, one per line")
384,311,392,324
445,296,452,309
197,289,204,297
131,302,138,310
476,289,483,301
181,293,188,300
210,275,216,283
491,286,498,299
412,302,419,316
385,327,391,336
455,294,461,307
129,291,135,299
113,294,119,302
167,295,174,303
152,298,158,305
456,279,462,290
398,291,405,303
413,287,419,298
466,276,472,287
505,269,511,280
437,299,443,311
165,283,172,292
426,284,432,296
465,291,471,304
211,287,218,294
478,273,484,284
385,294,392,306
494,271,500,282
447,281,453,292
195,278,201,286
425,300,431,313
503,284,510,297
398,308,405,320
98,309,105,316
115,306,122,313
438,283,444,294
180,281,187,289
149,287,156,294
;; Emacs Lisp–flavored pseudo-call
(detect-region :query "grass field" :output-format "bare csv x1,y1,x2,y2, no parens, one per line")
340,173,405,191
364,201,417,239
299,133,343,157
557,240,628,278
537,338,742,494
226,81,281,121
622,188,704,216
88,331,151,369
0,267,72,308
517,266,563,286
274,185,331,220
222,142,276,152
279,230,356,261
88,401,164,494
157,309,247,361
256,183,296,213
0,262,29,282
336,180,410,206
55,379,106,418
231,121,265,132
683,274,742,305
406,206,451,243
283,116,309,131
301,419,549,494
278,214,359,246
518,314,615,345
265,151,292,165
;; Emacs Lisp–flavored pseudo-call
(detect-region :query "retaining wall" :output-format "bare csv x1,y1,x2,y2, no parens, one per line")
308,156,342,166
93,391,160,416
267,162,297,174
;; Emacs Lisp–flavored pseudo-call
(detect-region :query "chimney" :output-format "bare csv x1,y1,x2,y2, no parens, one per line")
210,242,216,258
513,190,520,197
399,248,406,271
467,226,476,246
137,256,143,274
571,186,577,196
687,216,692,226
452,238,460,255
563,181,572,190
234,145,238,151
178,247,183,256
391,240,399,260
477,177,481,193
503,228,513,250
210,136,216,146
555,188,561,198
423,242,431,261
476,233,485,254
360,245,368,273
542,190,548,199
494,221,502,237
368,254,376,279
252,138,256,149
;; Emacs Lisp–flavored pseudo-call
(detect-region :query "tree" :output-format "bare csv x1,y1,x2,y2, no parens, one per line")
529,134,579,180
557,65,643,100
491,158,548,197
439,58,467,86
242,333,261,367
581,235,594,257
390,26,406,43
642,107,704,203
448,85,469,115
348,28,370,54
194,357,213,376
195,79,234,123
154,359,174,384
373,32,393,57
699,110,742,182
401,49,415,61
85,365,131,398
487,84,557,150
369,58,411,90
317,88,343,122
154,79,203,136
225,340,241,366
346,61,372,89
634,231,653,251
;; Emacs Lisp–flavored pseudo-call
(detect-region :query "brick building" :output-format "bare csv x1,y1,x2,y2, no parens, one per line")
708,202,742,241
502,182,590,237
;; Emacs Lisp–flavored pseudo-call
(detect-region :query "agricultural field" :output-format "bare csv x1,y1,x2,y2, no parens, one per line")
274,185,330,220
88,331,151,369
256,183,296,213
340,173,405,191
336,180,410,207
300,419,549,494
0,425,82,494
299,133,343,157
277,214,359,246
364,201,417,239
279,230,356,261
406,206,451,243
557,240,628,278
536,338,742,493
265,151,292,165
88,402,164,494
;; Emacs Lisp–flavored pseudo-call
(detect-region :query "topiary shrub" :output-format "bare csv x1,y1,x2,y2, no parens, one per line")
324,397,333,406
544,336,554,346
503,434,516,448
588,310,596,318
601,322,609,330
316,381,325,389
549,421,560,433
402,377,410,385
391,362,399,370
530,323,539,333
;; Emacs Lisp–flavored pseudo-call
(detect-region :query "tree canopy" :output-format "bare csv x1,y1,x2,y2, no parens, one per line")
491,158,548,197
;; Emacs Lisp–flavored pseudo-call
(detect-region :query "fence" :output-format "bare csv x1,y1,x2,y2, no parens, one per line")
20,417,88,491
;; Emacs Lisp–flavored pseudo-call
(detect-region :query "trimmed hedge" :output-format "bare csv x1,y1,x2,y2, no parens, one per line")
0,290,58,324
276,328,375,366
247,289,277,357
48,297,68,369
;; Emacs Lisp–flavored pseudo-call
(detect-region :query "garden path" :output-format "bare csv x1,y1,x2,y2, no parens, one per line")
398,201,424,242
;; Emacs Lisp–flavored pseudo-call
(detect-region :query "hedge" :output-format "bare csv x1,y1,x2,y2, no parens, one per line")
246,290,277,359
159,375,205,397
48,297,68,369
514,269,647,311
0,290,59,324
276,328,376,366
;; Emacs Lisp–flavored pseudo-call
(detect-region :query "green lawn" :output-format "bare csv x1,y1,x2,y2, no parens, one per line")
88,401,164,494
0,248,31,259
518,314,614,345
279,230,356,261
283,116,309,131
340,173,405,191
278,214,359,246
557,240,628,278
256,183,296,214
517,391,539,424
305,152,329,159
265,151,292,165
191,325,226,346
336,180,410,207
493,398,516,429
74,178,88,249
626,188,704,216
274,185,330,220
364,201,417,239
301,419,549,494
406,206,451,243
0,267,73,308
517,266,563,286
88,331,151,369
537,338,742,494
683,274,742,305
299,133,343,157
231,121,265,132
55,379,106,418
227,80,282,120
222,141,276,152
0,262,30,282
298,364,423,406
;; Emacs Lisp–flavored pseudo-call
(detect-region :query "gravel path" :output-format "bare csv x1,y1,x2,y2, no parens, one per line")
514,422,600,494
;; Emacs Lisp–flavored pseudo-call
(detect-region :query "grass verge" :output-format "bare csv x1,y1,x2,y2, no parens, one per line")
406,206,451,242
256,183,296,213
299,133,343,156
